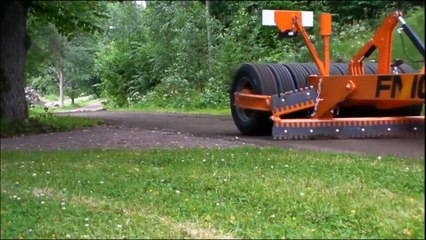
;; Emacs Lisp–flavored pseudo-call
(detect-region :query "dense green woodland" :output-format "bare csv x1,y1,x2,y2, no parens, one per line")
15,1,426,112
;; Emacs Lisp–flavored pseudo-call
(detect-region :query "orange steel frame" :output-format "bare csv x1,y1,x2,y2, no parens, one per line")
234,10,425,119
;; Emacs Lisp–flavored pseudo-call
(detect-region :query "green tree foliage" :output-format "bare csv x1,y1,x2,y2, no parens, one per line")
29,1,107,39
24,1,424,110
95,2,148,107
25,2,107,104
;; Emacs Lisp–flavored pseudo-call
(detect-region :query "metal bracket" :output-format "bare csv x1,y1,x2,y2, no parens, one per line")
271,86,317,118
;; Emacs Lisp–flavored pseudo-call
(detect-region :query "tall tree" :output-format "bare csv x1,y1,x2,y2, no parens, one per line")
206,0,212,79
45,26,67,107
0,1,32,122
0,1,106,122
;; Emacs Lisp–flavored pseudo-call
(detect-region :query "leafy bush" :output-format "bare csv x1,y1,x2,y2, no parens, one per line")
93,2,424,111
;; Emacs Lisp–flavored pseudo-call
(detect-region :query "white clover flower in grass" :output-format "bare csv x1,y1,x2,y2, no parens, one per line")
284,165,289,168
116,224,123,229
85,223,89,227
377,156,382,160
61,202,66,206
270,165,274,169
176,190,181,194
66,234,71,238
85,218,89,221
17,197,21,201
100,181,104,184
41,201,45,204
46,171,50,175
32,173,37,177
300,192,305,196
62,207,66,210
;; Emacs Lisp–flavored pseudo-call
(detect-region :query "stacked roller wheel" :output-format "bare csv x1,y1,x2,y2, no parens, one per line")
230,64,277,135
230,62,422,135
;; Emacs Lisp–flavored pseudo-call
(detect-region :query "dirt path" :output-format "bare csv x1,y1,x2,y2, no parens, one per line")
2,110,423,159
54,99,106,113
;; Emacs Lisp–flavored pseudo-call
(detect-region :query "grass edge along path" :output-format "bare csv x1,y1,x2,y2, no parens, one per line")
1,147,424,239
111,105,231,116
0,112,102,138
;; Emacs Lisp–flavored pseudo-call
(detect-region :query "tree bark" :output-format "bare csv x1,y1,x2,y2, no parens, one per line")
59,62,64,108
205,0,212,79
0,1,32,122
70,80,75,105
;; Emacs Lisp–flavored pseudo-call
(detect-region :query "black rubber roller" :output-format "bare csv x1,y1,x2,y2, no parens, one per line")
364,62,377,74
283,64,309,89
397,63,416,73
249,64,279,95
266,64,296,93
230,64,278,135
299,63,320,76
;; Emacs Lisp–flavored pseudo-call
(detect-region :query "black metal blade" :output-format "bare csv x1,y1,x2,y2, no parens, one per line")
272,117,424,140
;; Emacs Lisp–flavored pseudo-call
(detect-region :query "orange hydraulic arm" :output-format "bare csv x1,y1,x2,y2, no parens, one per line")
349,12,401,75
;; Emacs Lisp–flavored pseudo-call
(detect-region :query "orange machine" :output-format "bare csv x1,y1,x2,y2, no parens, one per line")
230,10,424,139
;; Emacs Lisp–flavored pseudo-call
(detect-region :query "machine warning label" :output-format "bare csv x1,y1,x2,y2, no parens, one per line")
375,75,425,99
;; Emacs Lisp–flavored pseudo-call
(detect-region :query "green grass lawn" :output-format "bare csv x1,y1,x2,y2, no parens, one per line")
0,110,102,138
1,147,424,239
113,105,231,116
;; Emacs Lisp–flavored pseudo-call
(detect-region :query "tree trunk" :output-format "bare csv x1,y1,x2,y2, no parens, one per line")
70,80,75,105
205,0,213,79
0,1,32,122
59,64,64,108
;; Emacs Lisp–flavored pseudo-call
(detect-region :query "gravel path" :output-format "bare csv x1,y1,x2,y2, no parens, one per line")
1,124,250,151
1,107,424,158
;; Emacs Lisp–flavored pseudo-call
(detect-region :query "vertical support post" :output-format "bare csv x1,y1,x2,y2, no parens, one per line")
320,13,332,76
